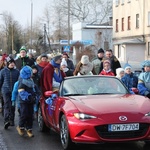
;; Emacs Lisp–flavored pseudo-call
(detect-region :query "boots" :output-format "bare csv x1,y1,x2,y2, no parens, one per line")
16,126,25,136
26,129,34,137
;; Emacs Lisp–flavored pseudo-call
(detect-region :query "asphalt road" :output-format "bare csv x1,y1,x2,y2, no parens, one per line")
0,111,150,150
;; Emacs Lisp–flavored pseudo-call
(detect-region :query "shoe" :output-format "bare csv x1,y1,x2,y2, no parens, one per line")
4,122,10,129
26,129,34,138
16,126,25,136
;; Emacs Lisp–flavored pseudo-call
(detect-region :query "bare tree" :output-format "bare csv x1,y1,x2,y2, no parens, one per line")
0,11,23,54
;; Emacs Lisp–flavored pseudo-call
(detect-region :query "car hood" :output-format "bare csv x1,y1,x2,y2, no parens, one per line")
69,94,150,116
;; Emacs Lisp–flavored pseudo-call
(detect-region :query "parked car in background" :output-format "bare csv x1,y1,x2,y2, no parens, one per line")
133,70,142,77
38,75,150,150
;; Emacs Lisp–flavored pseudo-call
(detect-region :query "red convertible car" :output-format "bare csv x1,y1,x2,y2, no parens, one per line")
38,75,150,150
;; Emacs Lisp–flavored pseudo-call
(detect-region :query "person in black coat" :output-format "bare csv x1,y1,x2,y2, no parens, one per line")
0,57,20,129
15,46,35,70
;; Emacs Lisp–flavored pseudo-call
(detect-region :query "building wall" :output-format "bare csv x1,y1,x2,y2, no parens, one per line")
72,22,113,49
113,0,145,39
113,0,150,64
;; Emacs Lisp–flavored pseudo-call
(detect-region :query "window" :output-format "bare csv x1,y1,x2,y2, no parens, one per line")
121,18,124,31
127,16,131,30
148,42,150,55
116,19,119,32
148,12,150,26
121,0,124,5
115,0,120,6
136,14,139,28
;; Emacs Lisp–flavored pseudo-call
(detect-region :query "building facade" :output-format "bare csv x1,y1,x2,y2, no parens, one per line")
72,22,113,50
113,0,150,69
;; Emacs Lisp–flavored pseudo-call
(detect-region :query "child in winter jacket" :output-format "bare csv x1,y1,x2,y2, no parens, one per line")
138,60,150,98
16,66,36,137
99,60,115,76
121,63,138,93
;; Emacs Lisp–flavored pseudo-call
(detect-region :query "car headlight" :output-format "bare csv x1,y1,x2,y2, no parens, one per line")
74,113,97,120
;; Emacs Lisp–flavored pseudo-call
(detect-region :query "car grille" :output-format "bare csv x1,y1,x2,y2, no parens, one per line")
95,123,149,139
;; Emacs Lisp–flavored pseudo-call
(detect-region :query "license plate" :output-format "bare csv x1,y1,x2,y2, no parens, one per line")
108,123,139,132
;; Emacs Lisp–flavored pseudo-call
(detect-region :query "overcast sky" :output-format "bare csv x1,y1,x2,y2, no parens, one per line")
0,0,52,27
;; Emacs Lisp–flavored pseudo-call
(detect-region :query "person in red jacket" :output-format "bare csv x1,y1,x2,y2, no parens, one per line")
99,59,115,76
41,55,66,94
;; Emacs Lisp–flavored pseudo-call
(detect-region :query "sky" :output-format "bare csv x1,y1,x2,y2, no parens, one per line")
0,0,52,27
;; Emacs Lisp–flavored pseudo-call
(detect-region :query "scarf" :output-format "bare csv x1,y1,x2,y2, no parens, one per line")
38,61,49,68
22,78,35,88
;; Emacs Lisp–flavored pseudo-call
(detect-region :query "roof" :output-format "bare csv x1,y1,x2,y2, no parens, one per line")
113,39,146,45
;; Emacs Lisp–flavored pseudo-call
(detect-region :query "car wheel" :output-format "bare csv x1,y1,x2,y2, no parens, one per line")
145,140,150,145
60,115,74,150
38,106,48,132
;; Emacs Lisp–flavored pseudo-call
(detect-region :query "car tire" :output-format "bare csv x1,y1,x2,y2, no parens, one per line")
145,140,150,145
38,106,48,132
60,114,74,150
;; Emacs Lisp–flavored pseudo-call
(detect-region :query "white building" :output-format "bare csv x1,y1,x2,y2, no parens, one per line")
72,22,113,50
113,0,150,69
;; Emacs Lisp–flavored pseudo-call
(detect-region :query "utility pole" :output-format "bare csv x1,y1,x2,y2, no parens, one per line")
68,0,70,48
30,0,33,46
11,21,14,54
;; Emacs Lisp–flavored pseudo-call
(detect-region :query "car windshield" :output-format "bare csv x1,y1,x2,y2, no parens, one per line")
62,76,128,96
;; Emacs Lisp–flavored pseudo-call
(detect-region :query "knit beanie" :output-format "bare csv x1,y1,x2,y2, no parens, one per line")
19,46,27,53
20,66,32,79
141,60,150,68
116,68,124,77
62,52,69,58
6,56,15,66
124,63,132,71
98,48,104,54
81,55,90,65
53,55,62,62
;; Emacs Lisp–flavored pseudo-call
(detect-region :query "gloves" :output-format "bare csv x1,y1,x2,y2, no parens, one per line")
12,101,15,107
146,93,150,99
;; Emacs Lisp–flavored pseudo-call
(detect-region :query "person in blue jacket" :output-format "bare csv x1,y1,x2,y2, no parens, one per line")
121,63,138,93
138,60,150,98
0,56,20,129
16,66,37,138
11,81,20,115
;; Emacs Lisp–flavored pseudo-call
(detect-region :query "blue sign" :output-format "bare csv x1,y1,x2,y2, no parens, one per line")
70,40,93,45
60,40,93,45
63,46,70,52
60,40,69,45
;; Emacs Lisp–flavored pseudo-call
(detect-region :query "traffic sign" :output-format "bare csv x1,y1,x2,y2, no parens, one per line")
63,46,70,52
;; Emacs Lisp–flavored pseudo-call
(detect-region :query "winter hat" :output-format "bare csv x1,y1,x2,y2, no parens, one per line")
6,56,15,66
116,68,124,76
124,63,132,70
40,53,48,59
53,55,62,62
98,48,104,54
20,66,33,79
61,58,67,66
141,60,150,68
81,55,90,65
31,65,38,71
62,52,69,58
103,59,111,66
19,46,27,53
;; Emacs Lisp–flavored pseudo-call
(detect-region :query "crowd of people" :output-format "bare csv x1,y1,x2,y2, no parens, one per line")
0,46,150,138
